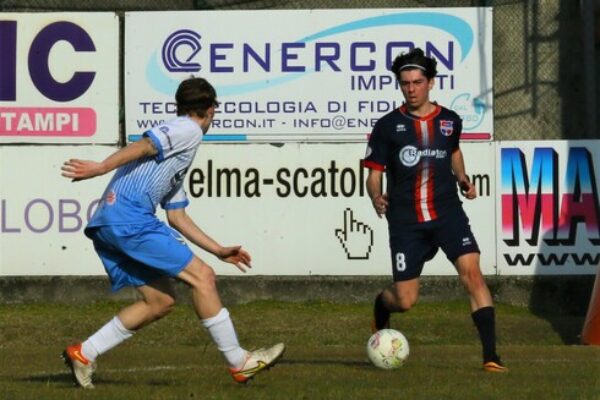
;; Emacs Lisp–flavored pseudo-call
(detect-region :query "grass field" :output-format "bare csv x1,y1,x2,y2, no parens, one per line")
1,300,599,399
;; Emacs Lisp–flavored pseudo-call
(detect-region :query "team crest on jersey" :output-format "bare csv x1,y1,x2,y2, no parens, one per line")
440,120,454,136
106,190,116,205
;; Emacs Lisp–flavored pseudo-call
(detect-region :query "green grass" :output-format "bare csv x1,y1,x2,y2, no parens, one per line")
0,300,599,399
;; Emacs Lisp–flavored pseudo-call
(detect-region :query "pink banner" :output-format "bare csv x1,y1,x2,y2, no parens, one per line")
0,107,96,137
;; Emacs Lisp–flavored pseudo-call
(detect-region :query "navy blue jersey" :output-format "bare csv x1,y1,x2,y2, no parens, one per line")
363,104,463,224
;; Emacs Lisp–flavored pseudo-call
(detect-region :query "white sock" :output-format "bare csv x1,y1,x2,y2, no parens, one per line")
81,316,134,362
202,308,247,369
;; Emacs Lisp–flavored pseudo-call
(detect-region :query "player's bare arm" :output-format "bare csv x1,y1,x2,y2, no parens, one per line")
366,168,388,218
451,148,476,199
61,137,158,181
166,208,252,272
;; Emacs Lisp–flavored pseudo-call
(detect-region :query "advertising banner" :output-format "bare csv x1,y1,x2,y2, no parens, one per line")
496,140,600,275
0,142,495,276
0,13,119,144
125,8,493,143
0,146,114,275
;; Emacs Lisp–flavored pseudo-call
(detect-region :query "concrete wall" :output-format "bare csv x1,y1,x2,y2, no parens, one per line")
1,275,594,316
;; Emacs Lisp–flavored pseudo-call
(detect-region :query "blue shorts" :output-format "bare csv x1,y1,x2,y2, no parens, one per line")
85,220,194,292
388,209,480,282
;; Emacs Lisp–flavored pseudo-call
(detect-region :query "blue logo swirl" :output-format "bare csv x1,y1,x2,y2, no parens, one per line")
298,12,472,61
161,29,202,72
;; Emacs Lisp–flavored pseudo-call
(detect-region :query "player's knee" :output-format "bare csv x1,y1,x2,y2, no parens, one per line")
462,269,488,295
201,267,217,294
397,297,416,312
389,293,416,312
190,264,218,295
155,299,175,319
148,293,176,319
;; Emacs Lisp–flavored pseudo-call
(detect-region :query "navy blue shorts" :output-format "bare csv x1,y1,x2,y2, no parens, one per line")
387,209,480,282
86,220,194,292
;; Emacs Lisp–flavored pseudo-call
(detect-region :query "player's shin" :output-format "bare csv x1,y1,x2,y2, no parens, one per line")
471,306,498,362
83,316,135,361
202,307,247,368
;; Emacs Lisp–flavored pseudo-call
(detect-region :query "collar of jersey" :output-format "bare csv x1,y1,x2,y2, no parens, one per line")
398,103,441,121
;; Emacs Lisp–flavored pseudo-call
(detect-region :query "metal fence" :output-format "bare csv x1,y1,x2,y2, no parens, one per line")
1,0,598,140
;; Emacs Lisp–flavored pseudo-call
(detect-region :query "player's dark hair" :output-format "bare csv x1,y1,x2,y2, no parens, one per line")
175,77,218,117
391,48,437,80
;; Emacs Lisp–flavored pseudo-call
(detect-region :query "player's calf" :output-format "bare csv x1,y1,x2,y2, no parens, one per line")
372,292,391,332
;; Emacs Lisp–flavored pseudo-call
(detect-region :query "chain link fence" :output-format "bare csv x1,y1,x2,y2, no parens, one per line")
1,0,598,140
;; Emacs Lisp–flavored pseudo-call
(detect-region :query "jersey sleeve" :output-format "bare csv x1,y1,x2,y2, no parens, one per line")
362,119,389,171
452,116,462,150
161,183,190,210
143,121,200,163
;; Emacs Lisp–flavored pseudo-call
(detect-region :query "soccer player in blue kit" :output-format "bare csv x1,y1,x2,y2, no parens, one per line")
363,49,506,372
60,77,285,389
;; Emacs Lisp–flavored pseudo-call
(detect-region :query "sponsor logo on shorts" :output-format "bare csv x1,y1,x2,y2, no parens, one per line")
106,190,116,205
462,236,472,246
169,228,187,245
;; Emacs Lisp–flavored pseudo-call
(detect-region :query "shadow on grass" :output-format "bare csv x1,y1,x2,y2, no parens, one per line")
279,358,370,367
529,276,593,344
19,373,140,387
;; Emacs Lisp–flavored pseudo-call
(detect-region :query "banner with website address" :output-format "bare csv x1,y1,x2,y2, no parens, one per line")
0,13,119,144
496,140,600,275
0,142,495,276
124,8,493,143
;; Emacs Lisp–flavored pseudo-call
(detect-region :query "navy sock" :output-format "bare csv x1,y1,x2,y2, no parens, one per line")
374,292,390,330
471,306,498,362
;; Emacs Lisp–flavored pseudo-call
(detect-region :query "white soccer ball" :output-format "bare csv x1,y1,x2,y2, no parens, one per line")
367,329,410,369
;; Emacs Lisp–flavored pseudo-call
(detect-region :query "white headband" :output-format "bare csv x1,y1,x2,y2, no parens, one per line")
399,64,426,71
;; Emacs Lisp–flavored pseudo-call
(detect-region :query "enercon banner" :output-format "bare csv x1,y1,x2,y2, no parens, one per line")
124,8,493,143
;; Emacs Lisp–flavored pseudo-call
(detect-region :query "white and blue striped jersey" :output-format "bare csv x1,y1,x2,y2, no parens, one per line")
87,116,203,227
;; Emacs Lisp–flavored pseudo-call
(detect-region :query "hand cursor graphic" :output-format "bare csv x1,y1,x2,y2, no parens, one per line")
335,208,374,260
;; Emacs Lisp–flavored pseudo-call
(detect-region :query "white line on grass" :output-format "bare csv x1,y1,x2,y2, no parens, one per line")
34,364,199,377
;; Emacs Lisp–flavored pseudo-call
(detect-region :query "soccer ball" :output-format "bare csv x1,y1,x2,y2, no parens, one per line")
367,329,410,369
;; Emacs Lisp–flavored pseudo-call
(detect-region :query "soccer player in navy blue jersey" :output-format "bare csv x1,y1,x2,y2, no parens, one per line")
60,77,284,389
363,48,506,372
